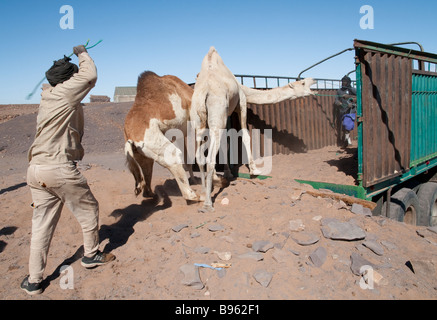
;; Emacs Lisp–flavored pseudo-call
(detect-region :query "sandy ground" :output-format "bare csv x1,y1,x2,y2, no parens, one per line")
1,103,436,301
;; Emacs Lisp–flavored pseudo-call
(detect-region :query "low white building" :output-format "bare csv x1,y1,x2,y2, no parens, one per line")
113,87,136,102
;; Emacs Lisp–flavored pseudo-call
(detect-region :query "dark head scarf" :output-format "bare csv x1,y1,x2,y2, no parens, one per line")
45,55,78,87
341,75,352,89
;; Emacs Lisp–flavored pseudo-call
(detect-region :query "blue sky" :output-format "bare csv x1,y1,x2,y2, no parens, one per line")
1,0,437,104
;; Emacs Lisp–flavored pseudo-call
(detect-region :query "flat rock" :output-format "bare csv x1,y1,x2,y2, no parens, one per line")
362,240,384,256
272,249,291,263
380,240,397,251
291,231,320,246
180,264,204,290
321,219,366,241
252,240,274,253
253,270,273,287
172,223,188,232
238,252,264,261
289,219,305,232
208,224,224,232
428,226,437,234
350,252,375,276
351,203,372,216
194,246,210,254
309,247,327,267
407,259,437,277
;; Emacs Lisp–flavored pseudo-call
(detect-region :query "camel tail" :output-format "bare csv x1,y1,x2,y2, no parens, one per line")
125,140,144,196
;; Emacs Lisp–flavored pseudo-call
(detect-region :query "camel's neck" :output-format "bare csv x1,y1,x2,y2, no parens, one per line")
240,85,302,105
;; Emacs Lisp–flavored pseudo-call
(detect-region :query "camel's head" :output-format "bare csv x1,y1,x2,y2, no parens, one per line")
288,78,317,97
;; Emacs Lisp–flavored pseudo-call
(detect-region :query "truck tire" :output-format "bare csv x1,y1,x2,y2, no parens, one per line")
416,182,437,226
384,188,421,225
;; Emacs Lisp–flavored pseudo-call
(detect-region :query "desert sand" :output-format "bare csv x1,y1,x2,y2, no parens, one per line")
1,103,436,301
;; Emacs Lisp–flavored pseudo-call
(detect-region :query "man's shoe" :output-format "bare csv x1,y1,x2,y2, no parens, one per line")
21,276,43,295
81,251,115,269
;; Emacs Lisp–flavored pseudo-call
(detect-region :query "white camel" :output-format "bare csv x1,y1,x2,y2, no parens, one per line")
191,47,316,212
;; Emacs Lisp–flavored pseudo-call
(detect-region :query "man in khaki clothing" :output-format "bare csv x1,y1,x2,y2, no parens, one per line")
21,45,115,295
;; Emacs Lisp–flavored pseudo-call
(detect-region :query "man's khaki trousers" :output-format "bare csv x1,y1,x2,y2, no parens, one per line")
26,163,99,283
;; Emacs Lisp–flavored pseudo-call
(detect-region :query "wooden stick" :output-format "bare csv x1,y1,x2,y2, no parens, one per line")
305,189,377,210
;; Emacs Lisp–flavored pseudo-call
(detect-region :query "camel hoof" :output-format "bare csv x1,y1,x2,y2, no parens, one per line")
185,193,200,203
249,168,263,176
198,205,215,213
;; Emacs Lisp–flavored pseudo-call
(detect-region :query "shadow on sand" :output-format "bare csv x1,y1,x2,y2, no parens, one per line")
42,185,172,290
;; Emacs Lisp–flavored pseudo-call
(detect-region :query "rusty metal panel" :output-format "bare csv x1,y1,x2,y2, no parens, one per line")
246,89,340,156
358,48,412,188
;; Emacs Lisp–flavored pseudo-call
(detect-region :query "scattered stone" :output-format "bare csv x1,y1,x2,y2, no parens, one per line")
362,240,385,256
428,226,437,234
321,219,366,241
291,231,320,246
194,247,210,254
309,247,327,267
272,249,291,263
380,240,397,251
190,232,200,239
208,224,224,232
312,215,323,222
377,218,388,226
290,189,304,201
253,270,273,287
180,264,204,290
333,200,348,210
351,203,372,216
238,252,264,261
350,253,375,276
215,251,232,261
172,223,188,233
351,203,363,215
288,248,300,256
289,219,305,232
221,198,229,206
320,218,338,226
406,259,437,277
252,240,274,253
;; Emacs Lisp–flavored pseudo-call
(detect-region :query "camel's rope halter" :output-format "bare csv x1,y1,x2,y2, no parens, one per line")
26,39,103,100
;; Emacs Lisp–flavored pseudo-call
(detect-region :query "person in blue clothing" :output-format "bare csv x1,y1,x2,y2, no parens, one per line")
334,76,357,147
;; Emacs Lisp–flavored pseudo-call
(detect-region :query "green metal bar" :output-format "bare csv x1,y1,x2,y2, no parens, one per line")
295,179,368,200
355,60,364,187
238,173,272,180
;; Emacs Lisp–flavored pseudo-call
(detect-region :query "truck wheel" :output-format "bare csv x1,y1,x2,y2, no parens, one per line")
385,188,421,225
416,182,437,226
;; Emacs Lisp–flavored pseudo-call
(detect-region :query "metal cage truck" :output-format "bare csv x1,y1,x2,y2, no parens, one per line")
237,40,437,227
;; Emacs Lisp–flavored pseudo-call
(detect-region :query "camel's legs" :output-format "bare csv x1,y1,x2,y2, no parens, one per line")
125,141,146,196
134,153,155,198
237,91,260,175
201,127,222,212
140,127,199,202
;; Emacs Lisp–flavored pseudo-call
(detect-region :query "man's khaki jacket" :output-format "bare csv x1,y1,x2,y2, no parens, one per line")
28,52,97,165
